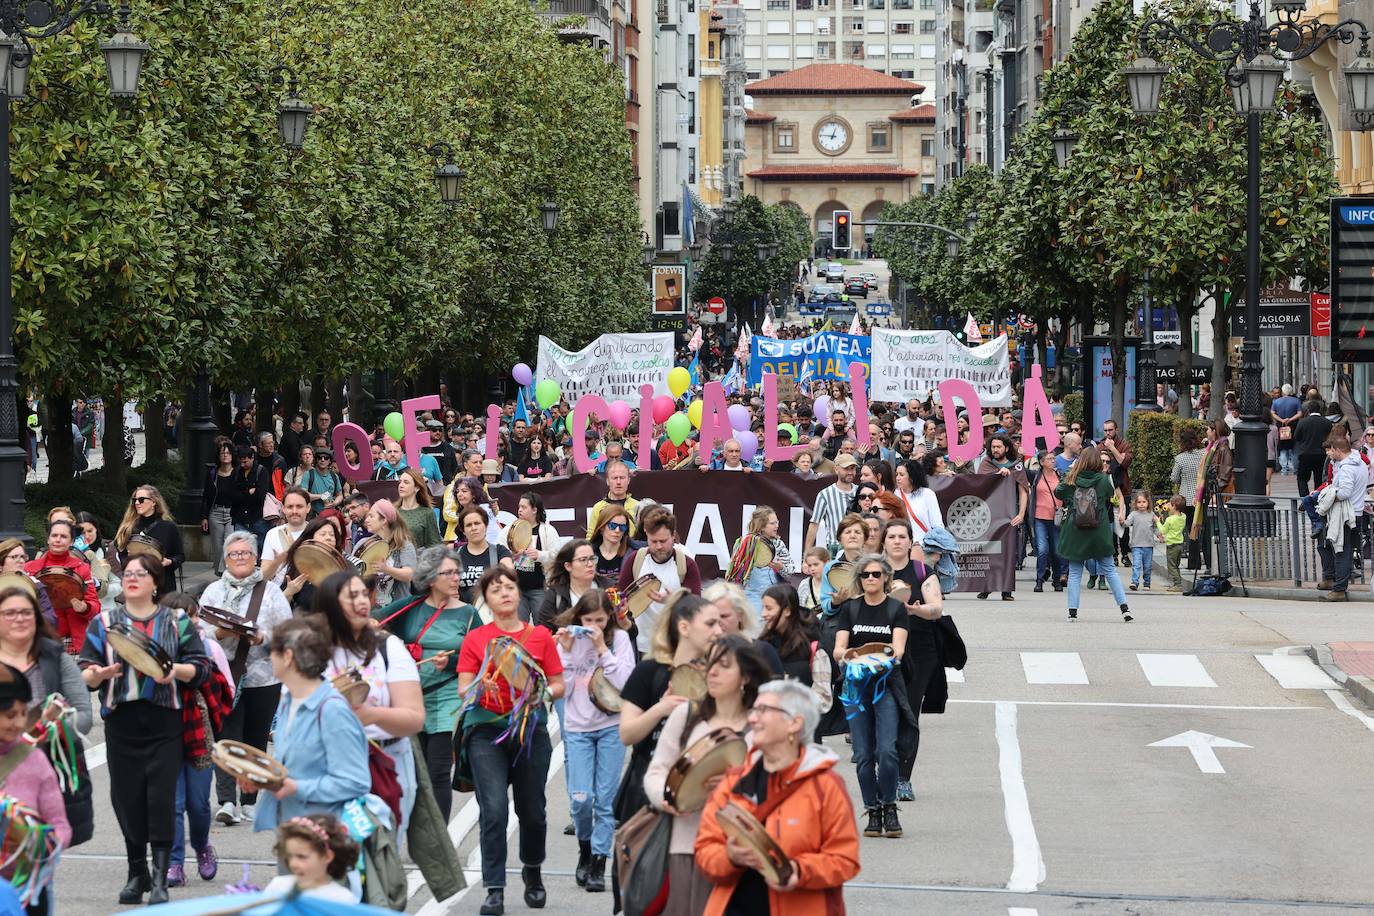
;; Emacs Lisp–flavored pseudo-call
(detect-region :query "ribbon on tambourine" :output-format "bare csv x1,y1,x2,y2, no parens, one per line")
22,695,80,793
0,795,62,905
838,654,895,721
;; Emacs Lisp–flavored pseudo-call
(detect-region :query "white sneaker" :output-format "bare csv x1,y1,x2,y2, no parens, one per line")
238,802,255,822
215,803,241,826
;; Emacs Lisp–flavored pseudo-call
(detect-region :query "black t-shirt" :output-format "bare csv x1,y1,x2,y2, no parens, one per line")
516,530,549,593
837,596,908,649
619,659,671,762
595,545,626,582
458,543,513,604
891,560,939,651
520,455,554,480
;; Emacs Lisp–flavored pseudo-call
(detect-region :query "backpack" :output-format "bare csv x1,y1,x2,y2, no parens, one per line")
613,806,673,916
1072,484,1100,529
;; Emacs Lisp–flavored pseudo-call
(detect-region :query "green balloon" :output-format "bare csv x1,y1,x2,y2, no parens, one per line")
665,413,691,446
535,379,561,410
383,411,405,441
779,422,798,444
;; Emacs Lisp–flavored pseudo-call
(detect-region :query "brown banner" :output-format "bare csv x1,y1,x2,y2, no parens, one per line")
486,470,1019,592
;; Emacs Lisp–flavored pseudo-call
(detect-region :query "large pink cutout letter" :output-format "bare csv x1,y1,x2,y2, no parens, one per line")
401,395,440,472
485,404,501,460
849,363,871,450
332,423,373,482
1019,364,1060,458
938,379,984,463
572,395,611,474
763,373,804,462
697,382,732,459
638,384,655,468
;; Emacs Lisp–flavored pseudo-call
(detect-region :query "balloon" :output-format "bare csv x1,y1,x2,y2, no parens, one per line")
512,363,533,387
779,422,798,444
737,430,759,462
665,413,691,446
727,404,750,432
813,395,831,425
608,400,632,430
383,412,405,442
668,366,691,398
688,400,704,429
535,379,561,410
652,395,676,425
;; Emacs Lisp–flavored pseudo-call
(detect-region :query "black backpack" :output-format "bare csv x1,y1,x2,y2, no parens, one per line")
1072,484,1100,529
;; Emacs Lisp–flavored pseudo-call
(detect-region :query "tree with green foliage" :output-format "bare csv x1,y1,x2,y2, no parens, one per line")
693,195,802,332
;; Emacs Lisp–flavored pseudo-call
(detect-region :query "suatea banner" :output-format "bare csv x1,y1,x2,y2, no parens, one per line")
747,331,872,387
870,329,1013,407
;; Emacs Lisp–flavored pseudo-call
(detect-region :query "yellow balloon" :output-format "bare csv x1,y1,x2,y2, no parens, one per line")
688,400,704,429
668,366,691,399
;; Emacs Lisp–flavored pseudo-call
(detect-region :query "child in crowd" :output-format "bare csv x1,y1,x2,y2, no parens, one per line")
1125,491,1156,591
263,814,359,903
1158,496,1188,593
799,546,830,610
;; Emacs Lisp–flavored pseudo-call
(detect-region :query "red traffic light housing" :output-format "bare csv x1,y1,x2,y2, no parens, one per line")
832,210,852,251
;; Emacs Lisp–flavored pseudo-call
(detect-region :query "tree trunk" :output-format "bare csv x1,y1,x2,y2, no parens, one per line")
1035,322,1048,370
309,375,326,421
1175,296,1196,419
1052,317,1070,395
280,380,301,430
144,396,168,465
44,389,74,482
326,377,345,420
349,371,366,426
1210,289,1230,422
210,384,231,433
102,393,127,496
1109,288,1127,428
255,387,276,443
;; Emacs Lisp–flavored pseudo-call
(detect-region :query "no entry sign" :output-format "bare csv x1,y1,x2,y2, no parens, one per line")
706,296,726,315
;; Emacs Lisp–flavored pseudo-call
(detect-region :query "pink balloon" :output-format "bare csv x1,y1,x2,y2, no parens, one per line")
727,404,751,432
651,395,676,425
608,400,632,430
737,430,759,462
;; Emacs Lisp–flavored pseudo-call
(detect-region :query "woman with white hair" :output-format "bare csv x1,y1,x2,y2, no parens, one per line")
702,582,784,677
695,680,860,915
198,531,293,828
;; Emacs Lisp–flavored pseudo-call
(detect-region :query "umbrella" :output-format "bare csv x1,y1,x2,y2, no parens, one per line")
125,889,396,916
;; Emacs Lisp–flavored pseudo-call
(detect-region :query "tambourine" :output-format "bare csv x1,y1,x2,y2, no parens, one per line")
612,573,661,623
0,573,37,602
752,539,775,569
210,740,287,791
200,604,258,639
717,801,793,886
0,795,62,905
668,661,707,702
589,667,623,715
485,635,545,697
35,567,83,610
124,533,164,567
330,667,370,707
825,562,853,593
105,622,173,679
843,641,896,667
352,536,390,576
293,541,348,586
506,519,533,553
888,580,912,604
664,727,746,813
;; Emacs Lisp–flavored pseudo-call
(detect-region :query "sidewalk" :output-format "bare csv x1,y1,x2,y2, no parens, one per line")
1311,642,1374,709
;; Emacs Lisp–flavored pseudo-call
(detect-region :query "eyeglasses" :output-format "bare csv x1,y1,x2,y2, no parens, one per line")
572,555,597,564
749,702,791,718
132,496,152,505
226,550,255,560
435,568,462,577
122,570,152,580
0,610,32,621
860,570,885,580
607,522,629,532
858,493,874,501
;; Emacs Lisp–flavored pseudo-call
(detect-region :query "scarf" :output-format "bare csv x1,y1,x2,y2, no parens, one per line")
220,567,263,613
1191,443,1223,538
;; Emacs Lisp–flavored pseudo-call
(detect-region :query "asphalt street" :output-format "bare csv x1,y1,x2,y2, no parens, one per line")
52,565,1374,915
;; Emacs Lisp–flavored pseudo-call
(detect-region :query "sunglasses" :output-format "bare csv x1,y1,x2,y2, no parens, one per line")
860,570,885,580
132,496,152,505
607,521,629,532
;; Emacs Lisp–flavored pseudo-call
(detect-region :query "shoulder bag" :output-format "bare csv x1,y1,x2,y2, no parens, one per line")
227,582,267,688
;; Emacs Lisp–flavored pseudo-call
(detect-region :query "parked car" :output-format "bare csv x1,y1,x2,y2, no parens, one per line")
845,277,869,299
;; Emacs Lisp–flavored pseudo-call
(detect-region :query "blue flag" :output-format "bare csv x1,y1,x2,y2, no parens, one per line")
721,360,741,396
685,353,700,405
514,387,529,425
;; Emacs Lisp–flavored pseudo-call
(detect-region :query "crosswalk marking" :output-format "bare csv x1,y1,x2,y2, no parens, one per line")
1255,654,1339,690
1137,654,1217,688
1020,652,1088,685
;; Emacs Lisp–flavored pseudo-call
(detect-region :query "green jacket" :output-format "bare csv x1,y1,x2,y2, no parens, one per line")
407,734,465,901
1054,471,1117,562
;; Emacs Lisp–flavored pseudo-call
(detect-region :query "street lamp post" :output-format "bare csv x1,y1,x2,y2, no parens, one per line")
0,0,148,541
1124,0,1374,504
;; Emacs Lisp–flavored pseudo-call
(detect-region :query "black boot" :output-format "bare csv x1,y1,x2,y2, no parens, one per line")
522,865,546,909
586,855,607,893
147,846,172,905
863,806,883,837
479,888,504,916
575,840,591,888
118,854,150,905
883,803,903,838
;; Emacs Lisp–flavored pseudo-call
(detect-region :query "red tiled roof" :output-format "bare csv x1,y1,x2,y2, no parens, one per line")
890,103,936,123
747,64,924,97
745,109,776,123
747,164,921,180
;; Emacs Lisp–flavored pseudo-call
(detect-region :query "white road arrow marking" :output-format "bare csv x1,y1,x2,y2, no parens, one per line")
1148,730,1250,774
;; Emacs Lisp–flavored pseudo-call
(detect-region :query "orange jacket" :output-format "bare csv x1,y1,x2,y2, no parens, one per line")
695,743,860,916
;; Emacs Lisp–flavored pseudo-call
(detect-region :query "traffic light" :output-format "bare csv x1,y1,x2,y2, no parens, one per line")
832,210,852,251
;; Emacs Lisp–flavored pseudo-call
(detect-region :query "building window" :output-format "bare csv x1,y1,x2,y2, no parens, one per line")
920,18,936,31
920,0,933,7
767,44,790,58
708,39,716,56
797,44,815,56
744,44,761,56
866,42,886,56
661,201,681,237
846,40,864,58
893,0,913,6
769,69,786,75
868,122,891,151
869,0,885,7
767,19,790,32
849,0,864,7
689,148,697,183
688,91,696,133
797,0,814,6
921,137,934,156
867,18,885,31
893,21,913,32
849,17,864,32
920,45,936,57
891,44,914,57
796,19,814,32
747,69,761,79
688,34,695,76
688,0,694,9
922,181,934,195
767,0,790,7
892,69,914,77
817,40,834,57
817,0,830,7
775,122,797,151
817,15,831,31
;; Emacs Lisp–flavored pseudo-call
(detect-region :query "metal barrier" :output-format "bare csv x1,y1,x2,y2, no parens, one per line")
1213,493,1367,588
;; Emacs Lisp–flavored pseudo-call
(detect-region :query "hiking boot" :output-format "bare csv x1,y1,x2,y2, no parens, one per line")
1326,590,1349,602
883,804,903,838
1120,604,1133,622
586,855,607,893
863,806,883,837
165,863,185,888
575,840,591,888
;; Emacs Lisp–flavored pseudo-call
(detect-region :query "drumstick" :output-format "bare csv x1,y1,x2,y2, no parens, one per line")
417,650,454,666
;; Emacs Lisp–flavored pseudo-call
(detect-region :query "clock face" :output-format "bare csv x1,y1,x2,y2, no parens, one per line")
816,119,850,154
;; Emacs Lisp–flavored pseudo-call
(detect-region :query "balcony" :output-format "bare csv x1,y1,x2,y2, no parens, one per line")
537,0,614,47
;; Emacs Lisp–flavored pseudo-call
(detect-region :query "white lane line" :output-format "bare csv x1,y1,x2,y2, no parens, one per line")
1256,654,1339,689
1008,909,1039,916
951,699,1320,711
1325,689,1374,734
86,742,106,770
418,728,567,915
994,702,1044,893
945,667,965,683
1137,654,1216,688
1020,652,1088,685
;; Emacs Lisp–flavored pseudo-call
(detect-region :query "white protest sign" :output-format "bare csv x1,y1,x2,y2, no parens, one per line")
536,333,675,402
870,329,1013,407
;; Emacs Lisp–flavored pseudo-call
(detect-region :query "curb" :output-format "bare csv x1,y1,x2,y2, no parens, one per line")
1307,644,1374,709
1230,585,1374,603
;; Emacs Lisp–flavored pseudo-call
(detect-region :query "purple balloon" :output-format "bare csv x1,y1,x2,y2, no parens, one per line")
813,395,831,425
736,429,759,462
512,363,533,387
727,404,751,432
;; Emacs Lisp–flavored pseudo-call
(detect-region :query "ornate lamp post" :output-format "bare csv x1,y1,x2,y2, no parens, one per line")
1123,0,1374,504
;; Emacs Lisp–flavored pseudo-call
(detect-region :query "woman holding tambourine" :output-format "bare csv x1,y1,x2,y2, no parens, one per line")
112,485,185,591
78,553,210,906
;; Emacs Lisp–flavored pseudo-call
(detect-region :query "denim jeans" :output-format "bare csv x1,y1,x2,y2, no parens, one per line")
1130,546,1153,586
848,687,898,808
172,763,213,867
1278,446,1296,475
469,721,552,889
563,725,625,856
207,506,234,576
1067,557,1127,609
1033,519,1066,583
1317,531,1356,592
